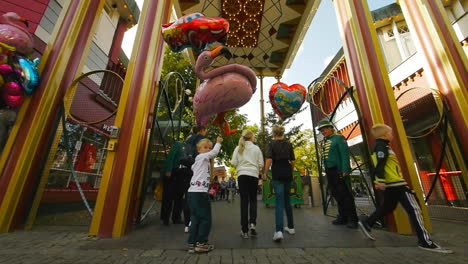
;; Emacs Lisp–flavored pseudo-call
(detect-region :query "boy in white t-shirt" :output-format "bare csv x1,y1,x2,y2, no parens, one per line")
187,137,223,253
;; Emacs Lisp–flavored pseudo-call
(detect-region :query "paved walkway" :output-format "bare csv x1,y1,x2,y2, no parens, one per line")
0,196,467,263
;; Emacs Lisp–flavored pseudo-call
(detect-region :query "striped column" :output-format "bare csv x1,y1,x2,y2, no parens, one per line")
0,0,106,232
90,0,172,238
333,0,430,234
398,0,468,160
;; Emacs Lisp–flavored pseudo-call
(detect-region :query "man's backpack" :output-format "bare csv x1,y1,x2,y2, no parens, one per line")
179,142,196,167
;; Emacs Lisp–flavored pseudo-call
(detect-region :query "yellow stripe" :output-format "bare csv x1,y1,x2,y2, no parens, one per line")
343,0,383,123
112,0,169,237
0,0,71,176
0,0,105,232
421,0,468,126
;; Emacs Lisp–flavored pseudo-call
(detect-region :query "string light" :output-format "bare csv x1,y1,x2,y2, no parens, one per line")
221,0,264,48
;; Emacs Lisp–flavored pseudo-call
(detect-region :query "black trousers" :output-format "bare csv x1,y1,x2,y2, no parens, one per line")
160,173,177,224
161,167,192,224
238,175,259,233
178,167,193,227
367,185,433,247
326,167,358,222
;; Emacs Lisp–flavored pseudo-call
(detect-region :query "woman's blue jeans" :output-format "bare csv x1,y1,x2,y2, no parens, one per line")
272,180,294,232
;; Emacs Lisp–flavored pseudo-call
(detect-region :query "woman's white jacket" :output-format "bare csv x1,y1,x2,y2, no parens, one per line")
231,141,264,178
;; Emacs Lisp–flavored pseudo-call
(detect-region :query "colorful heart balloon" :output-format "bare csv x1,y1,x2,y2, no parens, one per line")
269,82,307,120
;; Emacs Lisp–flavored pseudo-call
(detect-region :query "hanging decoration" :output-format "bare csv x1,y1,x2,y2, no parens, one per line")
161,12,229,53
0,13,40,109
269,82,306,120
193,46,257,136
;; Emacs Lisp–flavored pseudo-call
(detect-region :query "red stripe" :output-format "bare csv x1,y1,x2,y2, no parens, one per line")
9,0,104,230
0,0,79,209
126,5,171,228
335,0,373,139
427,0,468,87
98,0,163,237
353,0,416,188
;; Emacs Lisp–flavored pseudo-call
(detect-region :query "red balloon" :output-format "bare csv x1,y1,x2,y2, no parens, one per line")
3,81,22,96
3,94,24,108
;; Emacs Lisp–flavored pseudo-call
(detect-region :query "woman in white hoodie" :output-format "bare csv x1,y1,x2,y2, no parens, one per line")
231,129,264,238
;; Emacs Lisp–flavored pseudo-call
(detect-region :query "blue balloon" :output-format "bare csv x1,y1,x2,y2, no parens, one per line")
18,57,39,95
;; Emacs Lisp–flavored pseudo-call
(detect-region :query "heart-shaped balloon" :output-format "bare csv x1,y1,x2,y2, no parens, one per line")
269,82,306,120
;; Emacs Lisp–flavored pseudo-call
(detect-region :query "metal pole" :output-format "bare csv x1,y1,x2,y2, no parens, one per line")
259,75,265,133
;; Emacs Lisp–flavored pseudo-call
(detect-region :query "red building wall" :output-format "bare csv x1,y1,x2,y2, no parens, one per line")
0,0,50,33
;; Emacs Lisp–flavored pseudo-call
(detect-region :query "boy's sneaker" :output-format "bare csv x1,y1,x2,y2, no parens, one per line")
358,215,371,232
240,231,249,239
273,231,283,242
184,226,189,233
195,242,214,253
188,244,195,253
250,223,257,237
284,227,295,235
418,243,453,254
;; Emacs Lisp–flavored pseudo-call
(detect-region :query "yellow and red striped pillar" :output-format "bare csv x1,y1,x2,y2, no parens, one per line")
0,0,106,232
332,0,429,234
90,0,172,238
398,0,468,162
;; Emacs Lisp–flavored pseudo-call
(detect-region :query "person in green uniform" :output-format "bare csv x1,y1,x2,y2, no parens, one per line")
317,119,358,228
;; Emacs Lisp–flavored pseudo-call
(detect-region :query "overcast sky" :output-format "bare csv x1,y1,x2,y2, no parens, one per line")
122,0,395,132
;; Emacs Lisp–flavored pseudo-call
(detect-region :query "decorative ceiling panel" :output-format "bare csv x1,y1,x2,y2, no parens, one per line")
173,0,321,77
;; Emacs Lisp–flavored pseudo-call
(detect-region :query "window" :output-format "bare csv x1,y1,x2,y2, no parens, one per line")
397,25,410,34
387,30,395,39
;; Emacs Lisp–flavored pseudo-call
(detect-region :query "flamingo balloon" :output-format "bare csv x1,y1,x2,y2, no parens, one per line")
0,12,33,55
193,46,257,133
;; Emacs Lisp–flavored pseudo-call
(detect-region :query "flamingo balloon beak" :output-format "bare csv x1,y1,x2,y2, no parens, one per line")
209,46,224,58
209,46,232,60
20,17,29,27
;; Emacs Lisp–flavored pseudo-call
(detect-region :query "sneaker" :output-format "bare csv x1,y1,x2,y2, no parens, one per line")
184,226,189,233
195,242,214,253
332,218,347,225
273,231,283,242
240,231,249,239
188,244,195,253
250,224,257,237
284,227,295,235
357,217,375,241
418,243,453,254
358,215,371,232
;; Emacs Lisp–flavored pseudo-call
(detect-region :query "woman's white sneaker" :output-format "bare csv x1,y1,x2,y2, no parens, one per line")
273,231,283,241
284,227,295,235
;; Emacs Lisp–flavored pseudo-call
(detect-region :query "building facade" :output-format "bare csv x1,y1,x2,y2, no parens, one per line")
311,1,468,221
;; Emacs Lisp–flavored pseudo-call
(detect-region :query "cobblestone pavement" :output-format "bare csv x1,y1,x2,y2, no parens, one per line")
0,198,467,263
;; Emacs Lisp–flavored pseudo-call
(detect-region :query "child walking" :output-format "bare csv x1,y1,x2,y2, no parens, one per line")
358,124,452,254
187,137,223,253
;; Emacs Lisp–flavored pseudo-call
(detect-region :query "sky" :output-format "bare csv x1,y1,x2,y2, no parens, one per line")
122,0,395,132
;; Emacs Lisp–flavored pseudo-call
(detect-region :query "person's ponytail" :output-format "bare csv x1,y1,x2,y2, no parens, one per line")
238,129,254,155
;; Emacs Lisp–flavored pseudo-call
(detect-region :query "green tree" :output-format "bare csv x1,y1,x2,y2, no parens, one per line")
255,107,308,156
291,129,318,176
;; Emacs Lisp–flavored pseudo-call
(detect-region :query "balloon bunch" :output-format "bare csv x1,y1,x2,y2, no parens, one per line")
0,42,39,108
0,12,39,109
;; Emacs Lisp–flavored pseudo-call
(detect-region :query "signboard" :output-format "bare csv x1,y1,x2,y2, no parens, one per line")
262,171,304,206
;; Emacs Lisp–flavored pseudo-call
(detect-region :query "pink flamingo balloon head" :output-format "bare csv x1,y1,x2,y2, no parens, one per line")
0,12,33,55
193,46,257,126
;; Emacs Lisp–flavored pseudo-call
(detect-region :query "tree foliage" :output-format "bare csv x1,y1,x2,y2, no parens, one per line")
291,129,318,176
255,107,309,156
